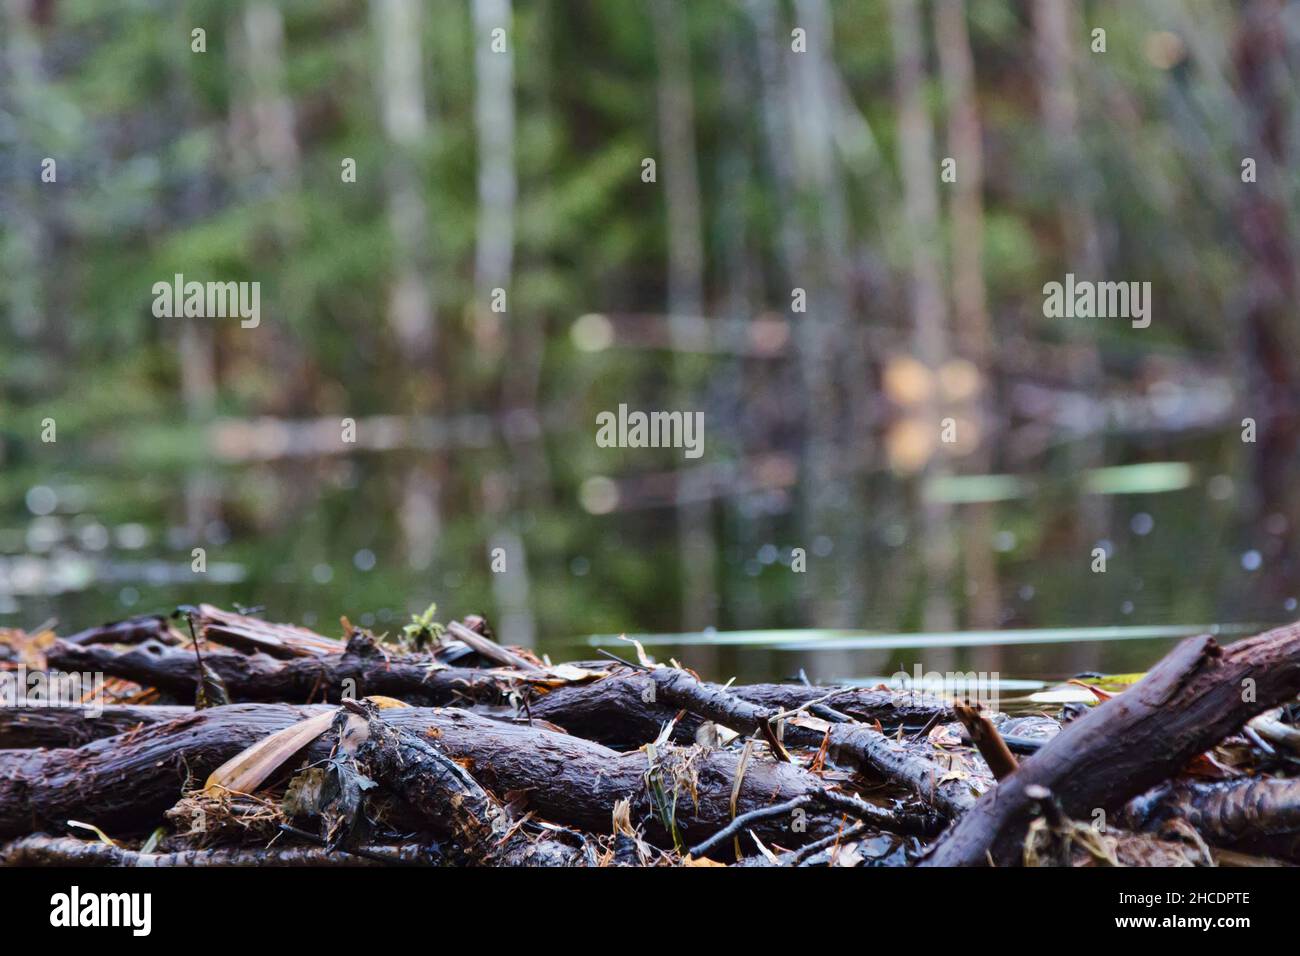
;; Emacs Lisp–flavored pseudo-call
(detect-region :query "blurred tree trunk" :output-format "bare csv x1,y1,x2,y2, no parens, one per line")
1032,0,1104,280
1232,0,1300,592
789,0,866,628
497,2,555,646
486,526,535,647
2,0,50,345
472,0,535,647
890,0,956,633
233,1,306,400
400,467,441,573
747,0,818,623
171,2,219,433
177,321,220,536
371,0,443,572
935,0,1000,631
472,0,516,365
500,0,554,527
233,0,306,406
652,0,718,630
372,0,437,365
1031,0,1107,541
935,0,989,367
717,31,761,631
241,2,301,194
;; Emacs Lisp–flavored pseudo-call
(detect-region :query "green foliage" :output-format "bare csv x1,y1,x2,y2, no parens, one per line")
402,602,445,649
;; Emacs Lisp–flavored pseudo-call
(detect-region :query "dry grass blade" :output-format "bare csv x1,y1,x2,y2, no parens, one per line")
67,820,118,846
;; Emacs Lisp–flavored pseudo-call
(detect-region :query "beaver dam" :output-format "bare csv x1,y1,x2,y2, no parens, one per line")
1,604,1298,867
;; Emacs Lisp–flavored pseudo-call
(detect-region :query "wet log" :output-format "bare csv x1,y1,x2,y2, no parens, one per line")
190,605,497,666
45,635,509,706
924,623,1300,866
0,702,860,852
633,666,976,817
731,682,951,725
189,604,341,658
31,645,948,753
348,701,546,864
1122,776,1300,863
62,614,180,648
0,834,435,866
0,705,190,749
528,667,950,748
0,679,945,752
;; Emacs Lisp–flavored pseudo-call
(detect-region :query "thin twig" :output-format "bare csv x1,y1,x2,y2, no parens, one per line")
595,649,652,671
788,820,869,866
686,795,812,859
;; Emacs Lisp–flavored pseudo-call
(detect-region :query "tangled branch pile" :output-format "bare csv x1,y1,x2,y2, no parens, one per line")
2,604,1299,867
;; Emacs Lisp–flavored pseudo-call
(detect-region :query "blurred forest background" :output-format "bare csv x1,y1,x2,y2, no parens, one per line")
2,0,1299,683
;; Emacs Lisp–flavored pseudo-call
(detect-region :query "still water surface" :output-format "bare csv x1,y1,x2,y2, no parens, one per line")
1,430,1292,688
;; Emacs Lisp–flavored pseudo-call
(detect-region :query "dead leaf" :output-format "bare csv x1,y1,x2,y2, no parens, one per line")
365,695,411,710
928,723,964,747
788,714,832,734
618,634,654,667
204,710,335,794
832,843,864,867
545,663,605,682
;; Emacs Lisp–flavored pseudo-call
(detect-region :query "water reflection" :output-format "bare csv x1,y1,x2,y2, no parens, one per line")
1,426,1294,686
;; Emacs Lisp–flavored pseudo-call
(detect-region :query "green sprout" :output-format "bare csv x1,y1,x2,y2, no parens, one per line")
402,602,445,650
